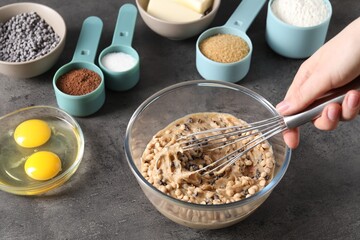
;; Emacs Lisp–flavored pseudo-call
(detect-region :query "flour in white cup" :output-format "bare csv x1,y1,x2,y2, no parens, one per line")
271,0,329,27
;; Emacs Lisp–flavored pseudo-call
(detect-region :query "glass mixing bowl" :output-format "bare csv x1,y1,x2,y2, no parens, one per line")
125,80,291,229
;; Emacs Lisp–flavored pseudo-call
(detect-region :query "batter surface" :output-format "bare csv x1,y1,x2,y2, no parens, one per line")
141,112,275,205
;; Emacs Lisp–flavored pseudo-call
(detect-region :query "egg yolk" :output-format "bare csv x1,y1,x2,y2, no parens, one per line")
24,151,62,181
14,119,51,148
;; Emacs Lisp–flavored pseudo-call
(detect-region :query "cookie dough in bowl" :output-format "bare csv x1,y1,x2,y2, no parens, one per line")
141,112,276,204
125,80,291,229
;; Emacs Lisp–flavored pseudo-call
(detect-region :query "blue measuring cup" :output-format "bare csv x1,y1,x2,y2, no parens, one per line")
99,4,139,91
196,0,266,83
53,16,105,117
266,0,332,58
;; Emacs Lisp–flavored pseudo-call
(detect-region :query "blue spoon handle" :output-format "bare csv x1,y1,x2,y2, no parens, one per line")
112,4,138,47
225,0,266,32
72,16,103,63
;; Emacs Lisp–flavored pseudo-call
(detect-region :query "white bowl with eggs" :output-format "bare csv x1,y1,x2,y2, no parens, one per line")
136,0,221,40
0,106,84,195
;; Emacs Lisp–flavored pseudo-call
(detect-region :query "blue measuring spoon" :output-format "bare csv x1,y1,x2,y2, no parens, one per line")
99,4,139,91
53,16,105,117
196,0,266,83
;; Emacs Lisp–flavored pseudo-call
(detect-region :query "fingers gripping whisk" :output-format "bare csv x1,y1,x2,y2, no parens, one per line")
177,77,360,175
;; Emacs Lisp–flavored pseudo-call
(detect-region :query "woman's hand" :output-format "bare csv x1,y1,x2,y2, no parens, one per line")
276,17,360,149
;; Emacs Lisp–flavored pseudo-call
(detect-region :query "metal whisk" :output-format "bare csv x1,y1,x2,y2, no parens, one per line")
178,78,360,175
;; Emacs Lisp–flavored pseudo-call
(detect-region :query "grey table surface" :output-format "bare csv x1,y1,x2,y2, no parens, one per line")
1,0,359,239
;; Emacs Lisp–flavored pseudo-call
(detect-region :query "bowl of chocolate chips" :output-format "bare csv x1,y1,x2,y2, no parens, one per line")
0,2,66,78
125,80,291,229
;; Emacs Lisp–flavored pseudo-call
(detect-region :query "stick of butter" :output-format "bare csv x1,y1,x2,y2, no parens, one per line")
147,0,203,23
173,0,214,14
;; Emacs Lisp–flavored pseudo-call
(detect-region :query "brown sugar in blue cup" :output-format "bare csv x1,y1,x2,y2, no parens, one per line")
196,0,266,83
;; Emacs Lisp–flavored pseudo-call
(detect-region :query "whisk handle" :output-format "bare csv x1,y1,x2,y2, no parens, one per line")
283,76,360,129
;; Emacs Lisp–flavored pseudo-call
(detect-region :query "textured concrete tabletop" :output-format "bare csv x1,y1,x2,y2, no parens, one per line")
0,0,359,239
